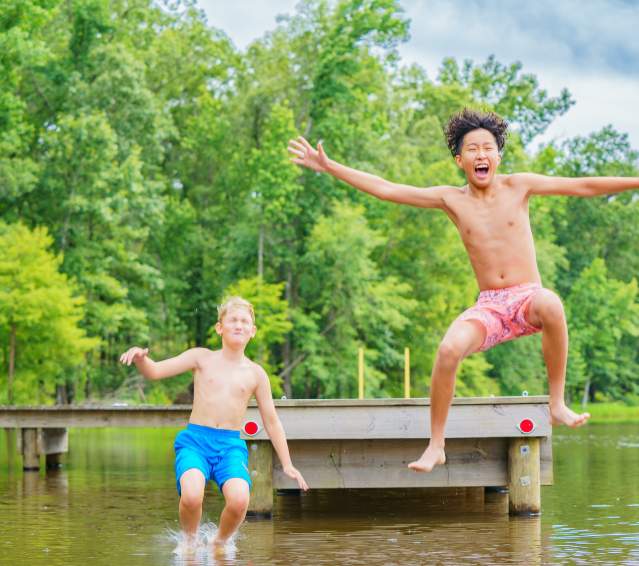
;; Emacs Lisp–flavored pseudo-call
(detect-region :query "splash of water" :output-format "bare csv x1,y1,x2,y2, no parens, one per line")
167,522,238,565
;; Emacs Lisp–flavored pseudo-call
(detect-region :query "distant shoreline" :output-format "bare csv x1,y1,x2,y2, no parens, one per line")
571,402,639,423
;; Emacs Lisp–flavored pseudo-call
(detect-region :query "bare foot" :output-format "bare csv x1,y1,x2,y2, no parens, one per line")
212,538,226,558
408,445,446,472
550,403,590,427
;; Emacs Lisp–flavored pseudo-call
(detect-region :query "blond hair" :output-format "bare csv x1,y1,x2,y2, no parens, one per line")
217,296,255,323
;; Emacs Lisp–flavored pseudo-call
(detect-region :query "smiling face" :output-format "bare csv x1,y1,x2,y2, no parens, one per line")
454,128,501,188
215,306,256,349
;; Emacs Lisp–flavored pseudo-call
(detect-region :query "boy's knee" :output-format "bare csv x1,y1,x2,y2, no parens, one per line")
180,489,204,511
226,492,249,516
437,340,465,366
535,290,565,321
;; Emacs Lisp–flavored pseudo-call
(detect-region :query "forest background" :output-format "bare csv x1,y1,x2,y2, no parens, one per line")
2,0,638,410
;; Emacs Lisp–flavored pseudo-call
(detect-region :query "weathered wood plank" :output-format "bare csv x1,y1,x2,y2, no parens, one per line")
243,403,551,440
272,438,552,489
0,399,552,441
21,428,39,471
508,437,541,515
247,440,273,516
40,428,69,455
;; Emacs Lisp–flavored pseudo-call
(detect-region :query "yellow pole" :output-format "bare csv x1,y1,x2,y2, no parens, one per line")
404,347,410,398
358,347,364,399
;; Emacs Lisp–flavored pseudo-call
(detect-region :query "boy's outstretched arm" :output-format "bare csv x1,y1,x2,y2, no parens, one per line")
254,368,309,491
288,136,452,209
519,173,639,197
119,347,201,380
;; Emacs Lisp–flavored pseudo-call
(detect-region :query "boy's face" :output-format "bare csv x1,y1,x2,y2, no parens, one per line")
215,306,256,348
454,128,501,188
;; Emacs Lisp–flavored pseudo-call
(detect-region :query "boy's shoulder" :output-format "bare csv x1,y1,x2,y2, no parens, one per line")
501,172,539,189
244,356,268,380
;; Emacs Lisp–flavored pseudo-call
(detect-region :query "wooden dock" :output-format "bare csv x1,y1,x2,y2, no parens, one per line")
0,396,552,515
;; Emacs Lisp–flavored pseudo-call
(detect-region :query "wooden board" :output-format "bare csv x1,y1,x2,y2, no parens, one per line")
271,438,553,489
0,398,552,441
243,402,551,440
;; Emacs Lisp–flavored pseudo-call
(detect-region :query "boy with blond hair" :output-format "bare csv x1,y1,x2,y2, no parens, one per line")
120,296,308,549
289,108,639,473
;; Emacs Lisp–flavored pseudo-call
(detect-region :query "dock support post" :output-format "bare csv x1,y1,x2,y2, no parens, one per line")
21,428,40,471
42,428,68,470
247,440,273,517
507,437,540,515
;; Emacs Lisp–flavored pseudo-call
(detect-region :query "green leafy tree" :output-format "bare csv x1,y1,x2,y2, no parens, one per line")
294,202,416,398
565,258,639,403
0,222,98,404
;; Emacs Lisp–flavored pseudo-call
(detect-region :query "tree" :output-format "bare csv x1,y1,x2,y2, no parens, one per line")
565,258,639,403
0,222,98,404
294,202,416,398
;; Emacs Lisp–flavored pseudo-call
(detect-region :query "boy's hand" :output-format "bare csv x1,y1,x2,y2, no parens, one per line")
283,464,309,491
288,136,329,173
119,346,149,366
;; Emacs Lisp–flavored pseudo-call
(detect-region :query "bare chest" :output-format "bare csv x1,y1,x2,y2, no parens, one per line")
447,193,531,248
195,369,255,399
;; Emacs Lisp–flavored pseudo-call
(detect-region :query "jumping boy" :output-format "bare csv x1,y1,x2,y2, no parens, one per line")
288,108,639,473
120,296,308,549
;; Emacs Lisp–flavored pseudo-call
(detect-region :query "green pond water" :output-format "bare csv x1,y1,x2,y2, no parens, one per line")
1,424,638,565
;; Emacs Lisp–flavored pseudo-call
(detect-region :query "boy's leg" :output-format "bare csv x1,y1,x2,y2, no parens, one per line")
526,289,590,427
213,478,250,546
409,319,485,472
179,468,207,537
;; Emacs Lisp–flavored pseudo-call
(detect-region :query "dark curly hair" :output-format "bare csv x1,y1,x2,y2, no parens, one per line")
444,109,509,157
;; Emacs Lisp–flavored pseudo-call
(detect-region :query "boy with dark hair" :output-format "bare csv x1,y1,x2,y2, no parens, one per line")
288,108,639,472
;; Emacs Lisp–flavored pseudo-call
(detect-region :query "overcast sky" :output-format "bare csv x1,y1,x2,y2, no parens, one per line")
198,0,639,151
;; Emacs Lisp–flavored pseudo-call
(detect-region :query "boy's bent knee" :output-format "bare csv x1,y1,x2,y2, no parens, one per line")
180,490,204,511
437,340,466,365
533,290,565,322
226,492,249,515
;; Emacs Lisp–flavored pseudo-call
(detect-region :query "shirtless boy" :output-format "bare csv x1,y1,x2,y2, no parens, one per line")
288,108,639,473
120,297,308,548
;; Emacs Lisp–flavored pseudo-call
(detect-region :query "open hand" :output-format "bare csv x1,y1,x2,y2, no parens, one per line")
283,464,309,491
288,136,329,173
119,346,149,366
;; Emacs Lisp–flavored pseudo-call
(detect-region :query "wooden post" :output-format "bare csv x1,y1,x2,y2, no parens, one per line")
41,428,68,470
507,437,540,515
404,347,410,399
21,428,40,471
247,440,273,517
358,348,364,400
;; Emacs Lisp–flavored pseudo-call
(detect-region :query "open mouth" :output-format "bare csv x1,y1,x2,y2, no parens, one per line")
474,163,489,179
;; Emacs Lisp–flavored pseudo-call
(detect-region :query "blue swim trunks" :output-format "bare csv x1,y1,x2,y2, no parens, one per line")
174,423,252,495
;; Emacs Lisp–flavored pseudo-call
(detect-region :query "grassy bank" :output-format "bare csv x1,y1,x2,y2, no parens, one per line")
571,402,639,423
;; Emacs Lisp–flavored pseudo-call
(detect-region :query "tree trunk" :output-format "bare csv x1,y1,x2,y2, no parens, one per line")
8,323,16,405
258,223,264,279
581,377,591,408
56,384,69,405
283,267,293,398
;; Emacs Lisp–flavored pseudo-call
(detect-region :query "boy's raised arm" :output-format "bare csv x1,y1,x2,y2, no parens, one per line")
519,172,639,198
254,367,309,491
119,347,201,380
288,136,451,209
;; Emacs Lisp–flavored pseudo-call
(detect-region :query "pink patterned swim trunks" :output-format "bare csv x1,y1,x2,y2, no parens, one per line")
457,282,543,352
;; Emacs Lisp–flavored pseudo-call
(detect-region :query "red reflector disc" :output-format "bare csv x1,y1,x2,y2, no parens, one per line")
519,418,535,434
244,421,259,436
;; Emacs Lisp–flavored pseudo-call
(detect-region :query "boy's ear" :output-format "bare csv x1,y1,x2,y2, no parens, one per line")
454,154,463,169
215,321,222,335
250,325,257,338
